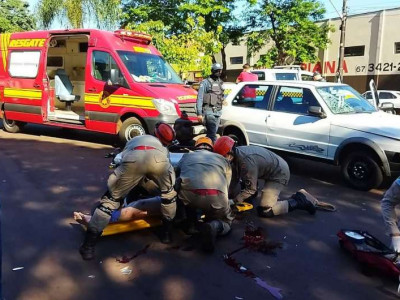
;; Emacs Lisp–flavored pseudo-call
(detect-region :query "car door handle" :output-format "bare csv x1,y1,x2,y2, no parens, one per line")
33,83,41,88
88,88,97,92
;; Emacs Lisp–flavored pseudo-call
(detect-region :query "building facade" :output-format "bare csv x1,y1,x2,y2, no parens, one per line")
217,7,400,93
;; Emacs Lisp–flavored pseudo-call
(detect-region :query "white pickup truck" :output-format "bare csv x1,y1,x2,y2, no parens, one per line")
220,81,400,190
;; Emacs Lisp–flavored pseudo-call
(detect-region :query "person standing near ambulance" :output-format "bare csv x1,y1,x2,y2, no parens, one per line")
196,63,225,143
79,123,177,260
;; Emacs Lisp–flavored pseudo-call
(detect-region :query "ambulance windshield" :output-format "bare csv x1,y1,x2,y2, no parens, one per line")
118,51,183,84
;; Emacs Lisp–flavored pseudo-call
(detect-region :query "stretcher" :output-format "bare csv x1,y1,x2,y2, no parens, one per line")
91,202,254,236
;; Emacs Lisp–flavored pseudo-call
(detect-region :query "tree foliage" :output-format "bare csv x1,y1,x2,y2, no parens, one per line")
36,0,121,29
0,0,36,33
126,17,221,77
246,0,333,67
122,0,248,76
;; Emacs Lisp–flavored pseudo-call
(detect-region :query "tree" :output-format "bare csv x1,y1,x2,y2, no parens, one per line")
0,0,36,33
175,0,238,70
36,0,121,29
121,0,251,75
125,17,221,77
246,0,333,67
121,0,187,34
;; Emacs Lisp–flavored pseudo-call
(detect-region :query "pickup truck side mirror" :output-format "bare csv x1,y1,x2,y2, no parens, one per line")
308,106,326,118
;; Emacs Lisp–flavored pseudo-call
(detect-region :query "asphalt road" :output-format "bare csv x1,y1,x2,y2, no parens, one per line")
0,124,398,300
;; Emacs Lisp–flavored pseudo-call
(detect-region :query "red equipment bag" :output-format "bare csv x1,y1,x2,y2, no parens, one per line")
337,229,400,278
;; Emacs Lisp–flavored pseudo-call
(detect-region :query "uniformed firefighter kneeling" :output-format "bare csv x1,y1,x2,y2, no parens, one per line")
214,136,317,218
176,137,234,252
79,123,177,260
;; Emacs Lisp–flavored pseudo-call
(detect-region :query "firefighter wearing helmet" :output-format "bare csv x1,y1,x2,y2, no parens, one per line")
214,136,317,219
196,63,225,143
79,123,177,260
175,136,234,252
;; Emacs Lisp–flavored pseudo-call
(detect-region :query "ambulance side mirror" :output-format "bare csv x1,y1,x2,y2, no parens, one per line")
109,69,121,86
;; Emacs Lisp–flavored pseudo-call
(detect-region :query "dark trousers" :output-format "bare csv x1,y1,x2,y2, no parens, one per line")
204,108,221,143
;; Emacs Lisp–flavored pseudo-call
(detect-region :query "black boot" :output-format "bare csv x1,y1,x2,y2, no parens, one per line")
200,220,223,253
160,218,173,244
79,229,101,261
288,192,316,215
257,206,274,218
182,207,199,235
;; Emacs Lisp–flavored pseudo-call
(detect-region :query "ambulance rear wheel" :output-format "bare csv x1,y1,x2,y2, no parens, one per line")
118,117,146,144
2,116,25,133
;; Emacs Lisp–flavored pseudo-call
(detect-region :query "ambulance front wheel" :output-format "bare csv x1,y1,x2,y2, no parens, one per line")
118,117,146,144
2,116,25,133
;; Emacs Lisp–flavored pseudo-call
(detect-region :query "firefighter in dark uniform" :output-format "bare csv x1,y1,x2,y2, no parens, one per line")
79,123,177,260
196,63,225,143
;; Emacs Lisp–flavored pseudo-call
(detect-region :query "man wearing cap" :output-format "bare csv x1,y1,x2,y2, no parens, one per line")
196,63,225,143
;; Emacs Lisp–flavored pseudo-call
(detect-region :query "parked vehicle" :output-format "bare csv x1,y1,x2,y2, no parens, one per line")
0,29,197,143
362,90,400,114
251,66,314,82
220,80,400,190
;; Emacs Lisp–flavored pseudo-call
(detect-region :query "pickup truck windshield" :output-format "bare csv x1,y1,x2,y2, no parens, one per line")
317,85,377,114
118,51,183,84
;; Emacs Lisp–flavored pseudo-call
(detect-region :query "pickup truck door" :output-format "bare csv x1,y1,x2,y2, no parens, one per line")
265,86,330,158
228,84,273,145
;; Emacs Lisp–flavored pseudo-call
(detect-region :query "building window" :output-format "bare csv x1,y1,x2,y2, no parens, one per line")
344,46,365,57
395,42,400,54
230,56,243,64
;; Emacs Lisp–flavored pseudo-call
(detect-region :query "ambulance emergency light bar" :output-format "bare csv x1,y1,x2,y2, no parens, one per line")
114,30,152,45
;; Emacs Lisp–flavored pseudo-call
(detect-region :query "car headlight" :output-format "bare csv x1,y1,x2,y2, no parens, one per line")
152,98,178,116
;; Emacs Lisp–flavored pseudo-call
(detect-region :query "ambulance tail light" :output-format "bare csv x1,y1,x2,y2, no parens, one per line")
152,99,178,116
114,30,152,45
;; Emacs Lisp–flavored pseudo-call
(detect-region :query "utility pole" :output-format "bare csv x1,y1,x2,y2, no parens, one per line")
336,0,347,83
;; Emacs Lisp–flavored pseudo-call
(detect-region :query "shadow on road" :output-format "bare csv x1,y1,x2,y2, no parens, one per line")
0,125,397,300
0,123,119,147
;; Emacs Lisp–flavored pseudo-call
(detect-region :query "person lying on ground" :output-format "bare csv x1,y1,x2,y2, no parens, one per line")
74,195,162,226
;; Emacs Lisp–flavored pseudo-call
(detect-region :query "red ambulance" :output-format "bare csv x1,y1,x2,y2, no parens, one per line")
0,29,198,142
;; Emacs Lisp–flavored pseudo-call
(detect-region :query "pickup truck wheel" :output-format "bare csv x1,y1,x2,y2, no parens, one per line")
2,116,25,133
118,117,146,144
341,151,383,190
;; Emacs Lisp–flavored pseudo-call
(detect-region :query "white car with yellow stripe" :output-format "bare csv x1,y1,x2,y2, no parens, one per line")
220,81,400,190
